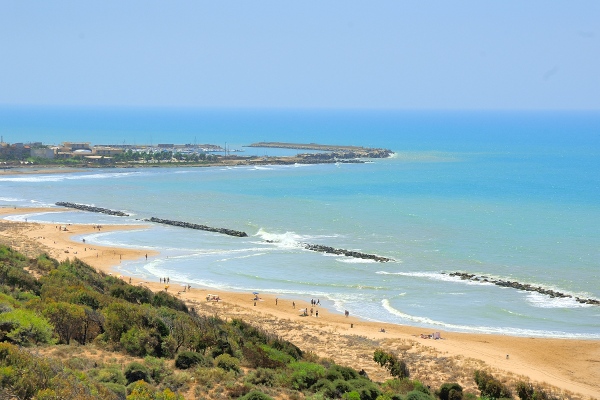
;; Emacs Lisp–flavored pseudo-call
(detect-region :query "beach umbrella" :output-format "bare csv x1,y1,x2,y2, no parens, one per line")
252,291,259,295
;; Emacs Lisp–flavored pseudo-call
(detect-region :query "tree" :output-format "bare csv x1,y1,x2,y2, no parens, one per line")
474,370,512,399
373,349,409,379
42,301,85,344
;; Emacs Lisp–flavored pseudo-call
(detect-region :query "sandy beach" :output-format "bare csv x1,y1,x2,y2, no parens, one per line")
1,207,598,398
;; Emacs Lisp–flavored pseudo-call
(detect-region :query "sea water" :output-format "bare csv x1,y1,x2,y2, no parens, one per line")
1,108,599,338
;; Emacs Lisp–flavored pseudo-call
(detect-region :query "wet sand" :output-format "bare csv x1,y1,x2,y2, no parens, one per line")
1,207,598,398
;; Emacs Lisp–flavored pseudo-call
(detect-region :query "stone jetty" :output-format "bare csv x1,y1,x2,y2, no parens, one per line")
444,272,600,306
264,239,392,262
303,243,393,262
55,202,129,217
148,217,248,238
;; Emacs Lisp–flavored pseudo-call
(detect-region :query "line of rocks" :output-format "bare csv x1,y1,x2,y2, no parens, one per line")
444,272,600,306
55,202,129,217
303,243,393,262
148,217,248,238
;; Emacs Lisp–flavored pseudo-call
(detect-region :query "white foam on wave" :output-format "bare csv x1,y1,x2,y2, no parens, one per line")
255,228,305,249
380,299,600,338
3,211,66,222
525,292,593,309
336,258,377,264
0,171,141,183
217,253,267,262
0,197,24,202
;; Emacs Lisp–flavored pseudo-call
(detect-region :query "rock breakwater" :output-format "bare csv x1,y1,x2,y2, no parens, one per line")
444,272,600,306
264,239,392,262
303,243,393,262
148,217,248,238
55,202,129,217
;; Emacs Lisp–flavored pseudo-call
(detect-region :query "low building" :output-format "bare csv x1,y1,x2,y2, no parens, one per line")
92,146,124,156
31,147,55,159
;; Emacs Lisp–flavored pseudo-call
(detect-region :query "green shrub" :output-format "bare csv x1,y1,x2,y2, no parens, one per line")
175,351,205,369
144,356,171,383
121,326,159,357
214,353,240,372
405,390,433,400
0,308,54,345
124,361,151,384
288,361,326,390
161,371,191,392
333,378,353,395
328,364,360,381
94,366,127,385
245,368,276,386
193,367,233,387
342,391,361,400
239,390,274,400
437,383,463,400
101,382,127,399
474,370,512,400
347,378,382,400
373,349,409,379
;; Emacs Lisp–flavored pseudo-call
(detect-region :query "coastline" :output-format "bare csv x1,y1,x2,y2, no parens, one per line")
0,207,598,398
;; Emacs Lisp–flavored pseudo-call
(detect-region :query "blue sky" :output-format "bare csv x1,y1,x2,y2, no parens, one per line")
1,1,598,110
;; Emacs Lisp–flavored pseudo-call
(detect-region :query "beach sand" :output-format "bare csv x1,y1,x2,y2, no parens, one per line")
1,207,598,398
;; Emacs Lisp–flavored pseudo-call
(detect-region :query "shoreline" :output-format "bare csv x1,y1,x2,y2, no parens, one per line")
0,207,599,397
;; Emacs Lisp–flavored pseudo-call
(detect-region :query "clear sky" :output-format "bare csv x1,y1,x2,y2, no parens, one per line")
1,1,598,110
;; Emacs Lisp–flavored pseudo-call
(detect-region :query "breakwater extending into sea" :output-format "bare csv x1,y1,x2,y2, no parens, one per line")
55,202,130,217
444,272,600,306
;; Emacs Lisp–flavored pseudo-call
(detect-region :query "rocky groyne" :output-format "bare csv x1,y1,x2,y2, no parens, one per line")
303,243,393,262
444,272,600,306
148,217,248,238
55,202,129,217
264,239,392,262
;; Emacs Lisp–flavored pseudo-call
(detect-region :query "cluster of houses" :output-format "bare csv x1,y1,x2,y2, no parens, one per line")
0,140,124,161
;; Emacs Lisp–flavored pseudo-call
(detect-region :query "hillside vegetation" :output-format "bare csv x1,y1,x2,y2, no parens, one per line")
0,245,564,399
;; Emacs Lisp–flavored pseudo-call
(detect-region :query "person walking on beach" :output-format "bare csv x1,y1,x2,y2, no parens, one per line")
316,310,319,317
292,301,295,309
275,298,278,305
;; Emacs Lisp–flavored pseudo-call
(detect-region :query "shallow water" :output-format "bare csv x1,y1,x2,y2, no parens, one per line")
2,108,599,338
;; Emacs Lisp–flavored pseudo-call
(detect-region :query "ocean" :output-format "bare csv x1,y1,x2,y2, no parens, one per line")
1,107,599,338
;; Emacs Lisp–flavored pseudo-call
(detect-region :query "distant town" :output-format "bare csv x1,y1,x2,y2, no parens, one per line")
0,139,393,167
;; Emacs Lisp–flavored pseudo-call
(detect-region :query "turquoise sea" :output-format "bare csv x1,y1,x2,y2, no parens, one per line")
1,107,599,338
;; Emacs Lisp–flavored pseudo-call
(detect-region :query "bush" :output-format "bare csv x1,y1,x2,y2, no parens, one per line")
239,390,274,400
405,390,433,400
437,383,463,400
120,326,160,357
0,308,54,345
288,361,326,390
333,378,353,395
162,371,191,392
373,349,409,379
474,370,512,399
245,368,276,387
328,364,360,381
94,366,127,385
101,382,127,399
175,351,205,370
124,361,151,385
347,378,382,400
214,353,241,372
